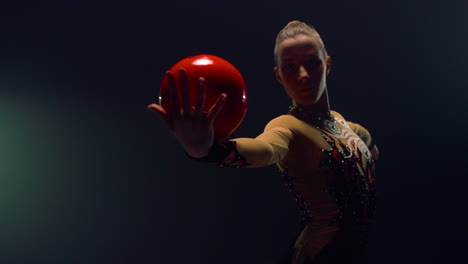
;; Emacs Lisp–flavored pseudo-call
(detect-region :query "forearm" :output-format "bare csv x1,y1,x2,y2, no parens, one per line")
187,137,288,168
187,118,292,168
234,137,286,168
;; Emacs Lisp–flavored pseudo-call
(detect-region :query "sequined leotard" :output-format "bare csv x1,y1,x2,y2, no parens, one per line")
195,109,376,264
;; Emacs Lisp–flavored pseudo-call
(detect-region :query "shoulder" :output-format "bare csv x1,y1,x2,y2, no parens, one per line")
331,110,346,121
331,110,352,126
331,110,356,132
264,114,299,130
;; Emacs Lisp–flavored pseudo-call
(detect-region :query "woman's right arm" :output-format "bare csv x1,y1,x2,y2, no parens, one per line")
148,68,292,168
194,119,292,168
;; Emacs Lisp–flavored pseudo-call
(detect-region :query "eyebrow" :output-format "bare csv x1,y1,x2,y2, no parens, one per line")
281,54,320,62
281,58,293,62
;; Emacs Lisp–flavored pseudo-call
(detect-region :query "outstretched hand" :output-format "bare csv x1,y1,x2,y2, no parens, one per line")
148,69,227,158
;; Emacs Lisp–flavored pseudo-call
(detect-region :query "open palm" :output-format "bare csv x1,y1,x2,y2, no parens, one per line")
148,69,226,158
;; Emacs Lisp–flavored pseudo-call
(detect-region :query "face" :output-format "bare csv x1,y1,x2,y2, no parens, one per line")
274,34,331,106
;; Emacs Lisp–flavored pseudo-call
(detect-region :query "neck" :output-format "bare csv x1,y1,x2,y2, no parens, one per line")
293,88,331,113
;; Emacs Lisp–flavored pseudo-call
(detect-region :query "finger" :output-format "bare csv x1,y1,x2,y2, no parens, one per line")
195,77,206,114
179,68,191,116
167,71,181,117
207,93,227,121
148,104,173,131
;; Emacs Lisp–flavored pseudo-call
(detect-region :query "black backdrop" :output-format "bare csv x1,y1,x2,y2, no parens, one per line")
1,1,467,263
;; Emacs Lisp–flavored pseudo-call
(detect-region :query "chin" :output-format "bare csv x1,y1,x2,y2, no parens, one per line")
296,97,319,106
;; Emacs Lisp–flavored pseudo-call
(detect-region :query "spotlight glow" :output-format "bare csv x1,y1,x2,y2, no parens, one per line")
192,57,214,66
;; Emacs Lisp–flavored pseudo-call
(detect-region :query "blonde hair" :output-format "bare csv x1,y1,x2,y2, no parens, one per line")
274,20,328,66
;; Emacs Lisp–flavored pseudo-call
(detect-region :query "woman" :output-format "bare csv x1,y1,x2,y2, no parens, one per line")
148,21,379,264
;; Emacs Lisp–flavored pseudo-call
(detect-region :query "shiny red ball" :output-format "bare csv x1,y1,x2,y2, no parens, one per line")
159,54,248,139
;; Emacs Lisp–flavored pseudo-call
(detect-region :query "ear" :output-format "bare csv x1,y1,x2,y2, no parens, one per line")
326,56,331,76
274,66,283,85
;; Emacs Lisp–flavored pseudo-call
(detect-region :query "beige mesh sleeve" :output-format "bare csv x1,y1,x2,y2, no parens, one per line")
230,116,293,168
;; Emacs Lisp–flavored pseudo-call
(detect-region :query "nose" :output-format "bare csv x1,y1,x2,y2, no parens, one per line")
298,65,310,83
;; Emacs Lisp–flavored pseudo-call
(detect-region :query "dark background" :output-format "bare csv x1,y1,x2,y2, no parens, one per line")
1,0,467,263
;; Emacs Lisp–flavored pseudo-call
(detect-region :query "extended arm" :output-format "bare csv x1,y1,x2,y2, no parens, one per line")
149,69,292,167
190,118,292,168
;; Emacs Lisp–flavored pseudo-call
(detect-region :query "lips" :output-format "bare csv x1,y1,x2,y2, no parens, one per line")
300,85,315,94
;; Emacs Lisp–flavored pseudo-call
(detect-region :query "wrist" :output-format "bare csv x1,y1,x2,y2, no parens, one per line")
184,144,212,159
185,140,231,163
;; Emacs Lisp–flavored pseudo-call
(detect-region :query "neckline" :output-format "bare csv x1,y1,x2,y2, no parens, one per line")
289,106,335,121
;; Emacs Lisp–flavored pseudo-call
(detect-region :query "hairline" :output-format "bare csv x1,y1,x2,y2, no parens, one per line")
274,27,328,66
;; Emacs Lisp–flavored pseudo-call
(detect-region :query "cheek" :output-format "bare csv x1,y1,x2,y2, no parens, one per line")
311,66,326,82
315,65,325,76
282,83,299,98
280,72,295,85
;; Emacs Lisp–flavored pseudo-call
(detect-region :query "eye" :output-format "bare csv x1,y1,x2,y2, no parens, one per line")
282,63,297,71
306,58,322,67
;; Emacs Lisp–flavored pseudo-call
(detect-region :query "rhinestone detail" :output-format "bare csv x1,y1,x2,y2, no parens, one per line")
319,134,376,246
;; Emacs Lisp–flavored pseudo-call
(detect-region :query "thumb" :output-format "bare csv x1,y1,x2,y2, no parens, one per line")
148,104,172,130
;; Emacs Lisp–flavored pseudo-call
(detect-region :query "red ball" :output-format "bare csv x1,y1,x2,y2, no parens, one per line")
159,54,248,139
